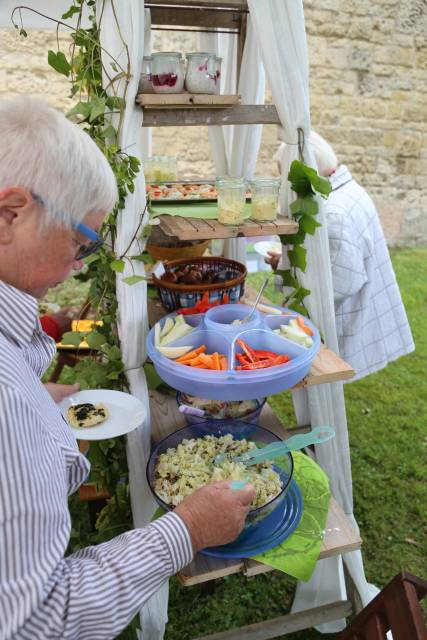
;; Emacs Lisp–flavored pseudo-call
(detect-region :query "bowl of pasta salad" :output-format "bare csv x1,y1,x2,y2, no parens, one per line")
146,420,294,534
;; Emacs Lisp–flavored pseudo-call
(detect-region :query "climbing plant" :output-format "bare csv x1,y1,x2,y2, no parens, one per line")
278,159,332,314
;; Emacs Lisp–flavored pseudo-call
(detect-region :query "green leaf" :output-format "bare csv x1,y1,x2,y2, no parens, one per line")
285,228,306,245
48,50,71,77
288,160,332,198
101,124,117,139
89,96,106,122
106,96,126,110
67,101,91,119
288,245,307,272
299,215,322,235
276,269,299,288
62,6,80,19
144,363,163,390
84,253,100,265
123,275,146,285
85,331,107,349
289,301,308,315
19,28,27,37
107,345,122,361
131,253,152,264
290,197,319,217
61,331,83,347
110,259,125,273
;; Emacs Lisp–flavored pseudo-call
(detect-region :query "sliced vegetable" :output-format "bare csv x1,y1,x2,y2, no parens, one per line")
235,339,290,371
296,315,314,337
154,322,161,348
161,322,194,346
160,317,174,340
176,292,231,315
176,345,206,363
157,345,193,359
279,320,313,348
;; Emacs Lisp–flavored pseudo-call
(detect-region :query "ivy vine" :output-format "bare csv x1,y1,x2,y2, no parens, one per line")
278,160,332,314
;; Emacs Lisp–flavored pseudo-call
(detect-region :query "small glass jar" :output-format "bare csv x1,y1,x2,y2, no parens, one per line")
216,177,247,226
151,52,184,94
214,56,222,94
145,155,178,183
250,178,281,222
185,53,216,94
163,156,178,181
139,56,153,93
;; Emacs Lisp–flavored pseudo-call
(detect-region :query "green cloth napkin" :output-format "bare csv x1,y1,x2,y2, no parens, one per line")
151,452,330,582
149,201,252,220
251,452,330,582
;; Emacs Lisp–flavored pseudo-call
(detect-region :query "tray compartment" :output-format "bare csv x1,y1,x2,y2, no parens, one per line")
204,304,261,334
263,314,320,351
232,329,307,369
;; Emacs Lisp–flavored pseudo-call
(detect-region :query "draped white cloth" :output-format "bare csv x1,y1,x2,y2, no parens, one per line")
248,0,378,630
97,3,166,638
200,18,265,263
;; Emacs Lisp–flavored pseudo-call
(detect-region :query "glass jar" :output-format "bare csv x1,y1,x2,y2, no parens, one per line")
185,53,216,94
250,178,281,222
139,56,153,93
145,156,178,183
151,52,184,94
214,56,222,94
216,177,247,226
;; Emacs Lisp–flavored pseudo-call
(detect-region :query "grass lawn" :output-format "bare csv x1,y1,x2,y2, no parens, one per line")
49,247,427,639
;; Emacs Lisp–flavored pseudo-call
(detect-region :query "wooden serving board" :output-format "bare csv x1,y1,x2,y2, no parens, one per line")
136,93,241,109
158,214,299,240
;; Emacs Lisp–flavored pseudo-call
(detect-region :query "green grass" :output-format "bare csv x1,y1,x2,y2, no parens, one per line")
49,248,427,639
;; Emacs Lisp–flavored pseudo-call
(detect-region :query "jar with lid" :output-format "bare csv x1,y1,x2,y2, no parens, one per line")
214,56,222,94
216,177,247,226
185,53,216,94
139,56,153,93
145,155,178,182
250,178,281,222
151,52,184,94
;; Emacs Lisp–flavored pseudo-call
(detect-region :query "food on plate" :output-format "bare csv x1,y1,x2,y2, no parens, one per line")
175,345,227,370
274,316,314,348
67,402,109,428
146,183,217,201
179,393,260,420
153,433,283,509
235,339,290,370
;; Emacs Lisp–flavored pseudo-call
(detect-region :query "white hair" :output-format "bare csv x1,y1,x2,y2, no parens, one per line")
308,131,338,176
274,130,338,177
0,96,118,227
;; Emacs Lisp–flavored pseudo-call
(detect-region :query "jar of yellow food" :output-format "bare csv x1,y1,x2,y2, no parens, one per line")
250,178,281,222
216,177,247,226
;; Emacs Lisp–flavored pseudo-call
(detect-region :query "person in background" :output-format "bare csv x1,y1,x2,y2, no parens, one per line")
0,97,255,640
271,131,414,381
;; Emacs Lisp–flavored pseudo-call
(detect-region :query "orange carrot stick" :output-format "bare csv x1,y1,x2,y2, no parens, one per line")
296,315,314,336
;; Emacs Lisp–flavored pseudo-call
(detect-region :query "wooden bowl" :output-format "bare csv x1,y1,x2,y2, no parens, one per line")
146,240,210,262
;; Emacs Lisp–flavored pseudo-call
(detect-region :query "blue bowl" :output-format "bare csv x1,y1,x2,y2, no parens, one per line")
146,420,293,534
176,392,266,426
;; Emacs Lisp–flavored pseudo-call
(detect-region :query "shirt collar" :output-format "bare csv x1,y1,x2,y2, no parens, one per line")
329,165,353,191
0,280,40,346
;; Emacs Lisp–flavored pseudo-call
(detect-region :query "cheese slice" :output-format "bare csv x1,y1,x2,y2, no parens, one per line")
67,402,109,428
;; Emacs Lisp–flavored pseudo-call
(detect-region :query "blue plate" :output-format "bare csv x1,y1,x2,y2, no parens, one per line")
201,479,303,559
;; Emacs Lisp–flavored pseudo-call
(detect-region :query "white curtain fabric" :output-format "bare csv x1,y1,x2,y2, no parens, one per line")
200,17,265,264
97,3,166,639
248,0,378,631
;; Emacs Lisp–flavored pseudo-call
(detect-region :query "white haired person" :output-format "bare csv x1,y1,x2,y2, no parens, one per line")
271,131,414,380
0,97,255,639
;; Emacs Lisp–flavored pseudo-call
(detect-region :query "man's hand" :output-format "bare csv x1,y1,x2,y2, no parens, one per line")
44,382,80,404
50,307,73,334
264,250,281,271
174,481,256,552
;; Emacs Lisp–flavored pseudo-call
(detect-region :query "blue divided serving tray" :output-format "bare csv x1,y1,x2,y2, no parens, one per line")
201,479,303,559
146,303,320,401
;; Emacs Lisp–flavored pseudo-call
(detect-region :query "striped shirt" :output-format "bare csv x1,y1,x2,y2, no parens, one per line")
0,281,193,640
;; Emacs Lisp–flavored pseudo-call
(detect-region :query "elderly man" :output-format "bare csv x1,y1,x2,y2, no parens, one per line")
272,132,414,380
0,97,255,639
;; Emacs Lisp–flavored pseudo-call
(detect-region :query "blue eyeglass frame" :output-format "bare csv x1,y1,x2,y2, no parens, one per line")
31,192,104,260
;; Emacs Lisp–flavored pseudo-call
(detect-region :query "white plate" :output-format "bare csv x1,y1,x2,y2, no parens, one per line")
254,241,282,258
59,389,147,441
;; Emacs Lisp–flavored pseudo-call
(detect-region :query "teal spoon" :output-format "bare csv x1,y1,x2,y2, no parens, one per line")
233,426,335,467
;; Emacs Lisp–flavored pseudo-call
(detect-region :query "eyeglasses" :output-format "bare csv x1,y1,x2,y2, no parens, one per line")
72,221,104,261
31,192,104,261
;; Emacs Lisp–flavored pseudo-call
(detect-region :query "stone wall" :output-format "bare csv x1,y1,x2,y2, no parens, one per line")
1,0,426,244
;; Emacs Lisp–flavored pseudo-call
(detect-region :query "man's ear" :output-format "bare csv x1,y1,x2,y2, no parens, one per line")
0,188,33,244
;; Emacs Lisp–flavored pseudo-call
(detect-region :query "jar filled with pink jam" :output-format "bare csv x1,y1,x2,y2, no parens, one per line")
151,52,185,94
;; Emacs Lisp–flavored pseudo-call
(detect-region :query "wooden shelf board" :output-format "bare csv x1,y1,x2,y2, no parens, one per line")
157,214,298,241
146,0,248,8
149,392,361,587
137,94,240,109
140,104,281,127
